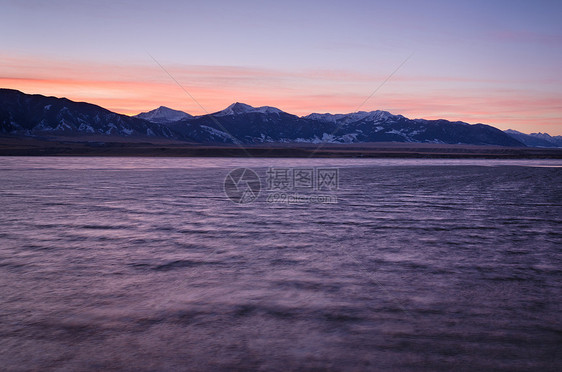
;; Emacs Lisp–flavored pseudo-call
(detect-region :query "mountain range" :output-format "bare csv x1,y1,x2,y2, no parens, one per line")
503,129,562,148
1,88,559,147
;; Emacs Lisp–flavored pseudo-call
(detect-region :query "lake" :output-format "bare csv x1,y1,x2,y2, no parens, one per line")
0,157,561,371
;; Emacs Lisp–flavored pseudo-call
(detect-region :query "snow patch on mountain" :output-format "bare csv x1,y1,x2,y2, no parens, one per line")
200,125,232,141
78,123,95,133
214,102,284,116
135,106,192,123
305,110,398,124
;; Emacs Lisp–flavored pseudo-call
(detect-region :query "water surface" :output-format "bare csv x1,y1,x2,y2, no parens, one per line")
1,157,561,371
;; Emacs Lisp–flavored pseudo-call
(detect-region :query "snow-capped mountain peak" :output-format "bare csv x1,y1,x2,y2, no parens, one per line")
225,102,254,114
214,102,284,116
505,129,524,135
304,110,398,124
504,129,562,147
346,110,395,122
135,106,192,123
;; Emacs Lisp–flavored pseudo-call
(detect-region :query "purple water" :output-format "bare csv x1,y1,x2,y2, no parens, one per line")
1,157,561,371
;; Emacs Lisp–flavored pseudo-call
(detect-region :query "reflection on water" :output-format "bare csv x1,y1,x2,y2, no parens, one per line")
0,157,561,371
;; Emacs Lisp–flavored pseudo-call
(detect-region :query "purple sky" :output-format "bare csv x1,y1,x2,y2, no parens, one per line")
1,0,561,134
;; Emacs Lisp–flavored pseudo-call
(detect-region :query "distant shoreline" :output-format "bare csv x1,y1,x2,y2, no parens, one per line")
1,136,561,158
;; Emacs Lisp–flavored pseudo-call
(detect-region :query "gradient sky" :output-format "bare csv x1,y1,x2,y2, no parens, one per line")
1,0,561,134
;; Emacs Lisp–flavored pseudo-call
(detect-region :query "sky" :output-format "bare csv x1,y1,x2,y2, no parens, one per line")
1,0,561,134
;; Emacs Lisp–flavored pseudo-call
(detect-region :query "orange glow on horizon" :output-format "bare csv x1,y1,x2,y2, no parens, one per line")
1,54,561,135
